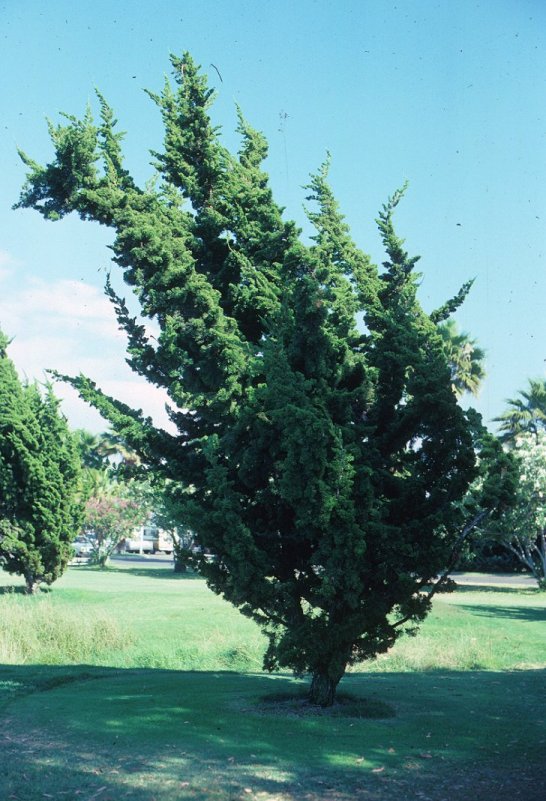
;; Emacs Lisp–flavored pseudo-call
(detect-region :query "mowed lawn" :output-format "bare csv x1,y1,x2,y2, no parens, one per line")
1,562,545,801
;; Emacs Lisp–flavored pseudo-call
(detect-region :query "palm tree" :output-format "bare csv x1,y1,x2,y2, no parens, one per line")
96,429,141,468
437,320,486,398
73,428,140,497
73,429,107,470
495,378,546,443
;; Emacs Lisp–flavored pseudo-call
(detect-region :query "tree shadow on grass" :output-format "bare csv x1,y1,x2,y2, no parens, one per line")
451,584,538,595
0,585,28,595
73,564,203,581
458,603,546,622
1,664,545,800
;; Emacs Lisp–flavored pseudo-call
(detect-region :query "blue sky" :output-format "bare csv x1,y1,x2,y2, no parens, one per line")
1,0,545,432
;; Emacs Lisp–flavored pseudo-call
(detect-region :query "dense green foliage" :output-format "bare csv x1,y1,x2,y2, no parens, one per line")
0,331,83,593
16,53,483,703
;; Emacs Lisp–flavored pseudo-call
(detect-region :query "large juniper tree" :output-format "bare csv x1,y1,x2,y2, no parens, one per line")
16,53,479,703
0,331,83,593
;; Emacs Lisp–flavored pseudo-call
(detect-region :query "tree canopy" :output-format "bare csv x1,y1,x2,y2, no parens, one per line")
73,428,151,566
16,52,483,703
0,330,83,593
82,491,145,567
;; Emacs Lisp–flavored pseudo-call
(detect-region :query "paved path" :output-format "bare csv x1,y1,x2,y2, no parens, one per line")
110,552,174,567
450,571,538,589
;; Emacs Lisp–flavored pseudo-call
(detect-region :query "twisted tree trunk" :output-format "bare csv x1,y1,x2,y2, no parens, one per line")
309,668,345,707
24,575,40,594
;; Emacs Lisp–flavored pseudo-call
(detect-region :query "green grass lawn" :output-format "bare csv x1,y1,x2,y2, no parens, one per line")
1,563,545,800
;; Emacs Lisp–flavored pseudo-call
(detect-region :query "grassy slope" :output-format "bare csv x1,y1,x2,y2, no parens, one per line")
1,564,545,800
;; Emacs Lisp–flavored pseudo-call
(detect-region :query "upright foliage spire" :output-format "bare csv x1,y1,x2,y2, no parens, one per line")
16,53,479,703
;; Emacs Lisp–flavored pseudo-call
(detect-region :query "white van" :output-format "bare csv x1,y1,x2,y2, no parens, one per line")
123,524,173,555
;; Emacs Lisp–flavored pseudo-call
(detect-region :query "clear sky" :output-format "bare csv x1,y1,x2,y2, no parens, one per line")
1,0,545,433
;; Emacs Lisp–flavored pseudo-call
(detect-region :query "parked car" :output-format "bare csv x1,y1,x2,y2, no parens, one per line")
72,536,94,558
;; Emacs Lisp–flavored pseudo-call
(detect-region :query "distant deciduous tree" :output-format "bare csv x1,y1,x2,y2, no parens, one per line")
72,426,152,566
0,331,83,593
480,430,546,589
82,492,145,567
